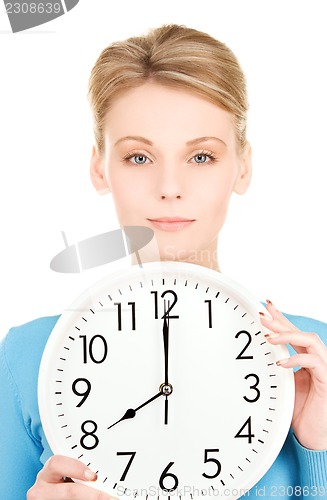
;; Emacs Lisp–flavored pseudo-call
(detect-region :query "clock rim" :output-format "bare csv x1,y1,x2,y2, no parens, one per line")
38,260,295,498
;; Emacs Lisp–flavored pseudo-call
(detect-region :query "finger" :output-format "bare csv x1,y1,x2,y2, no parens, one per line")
260,300,297,333
260,312,305,353
276,353,327,383
265,300,297,328
37,455,97,484
260,299,307,355
265,330,327,361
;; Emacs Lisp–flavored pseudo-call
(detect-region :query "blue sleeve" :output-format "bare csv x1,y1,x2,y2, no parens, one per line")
292,432,327,491
285,313,327,486
0,316,59,500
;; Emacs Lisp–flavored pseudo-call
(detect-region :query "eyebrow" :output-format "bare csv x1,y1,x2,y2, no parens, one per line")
114,135,227,147
186,136,227,147
114,136,153,146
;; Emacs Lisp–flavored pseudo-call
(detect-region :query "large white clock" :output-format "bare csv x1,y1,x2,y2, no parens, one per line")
38,261,294,499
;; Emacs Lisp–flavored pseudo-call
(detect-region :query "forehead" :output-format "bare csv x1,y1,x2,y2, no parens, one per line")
103,83,237,149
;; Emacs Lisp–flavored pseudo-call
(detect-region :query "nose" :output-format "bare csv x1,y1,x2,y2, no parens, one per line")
158,165,183,200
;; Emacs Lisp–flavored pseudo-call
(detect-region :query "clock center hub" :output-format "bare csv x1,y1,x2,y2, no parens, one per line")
160,383,173,396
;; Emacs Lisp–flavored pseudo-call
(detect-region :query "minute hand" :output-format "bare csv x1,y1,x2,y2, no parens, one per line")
163,314,169,385
162,312,172,425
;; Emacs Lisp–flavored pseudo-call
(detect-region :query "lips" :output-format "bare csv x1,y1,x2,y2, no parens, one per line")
147,217,195,232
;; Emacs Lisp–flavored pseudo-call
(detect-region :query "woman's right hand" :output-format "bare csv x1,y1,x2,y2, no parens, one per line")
27,455,114,499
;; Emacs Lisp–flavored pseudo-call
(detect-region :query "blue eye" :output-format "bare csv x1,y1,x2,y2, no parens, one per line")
124,154,150,165
194,154,208,163
133,155,148,164
191,151,218,164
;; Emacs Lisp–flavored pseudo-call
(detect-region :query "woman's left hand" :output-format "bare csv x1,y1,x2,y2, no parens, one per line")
260,300,327,450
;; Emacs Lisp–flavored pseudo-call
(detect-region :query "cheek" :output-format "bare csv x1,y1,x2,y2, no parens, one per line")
108,172,148,213
196,176,234,218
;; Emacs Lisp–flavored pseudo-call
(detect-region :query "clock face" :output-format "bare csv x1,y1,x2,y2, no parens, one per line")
38,261,294,500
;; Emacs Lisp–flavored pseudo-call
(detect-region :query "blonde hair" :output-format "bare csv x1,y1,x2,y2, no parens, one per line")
88,24,248,154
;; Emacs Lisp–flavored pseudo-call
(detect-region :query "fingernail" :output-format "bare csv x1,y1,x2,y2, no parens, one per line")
264,333,279,339
266,299,277,309
259,312,272,321
276,358,289,366
84,468,97,481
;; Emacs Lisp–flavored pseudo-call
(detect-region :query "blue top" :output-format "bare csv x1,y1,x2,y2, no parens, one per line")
1,313,327,499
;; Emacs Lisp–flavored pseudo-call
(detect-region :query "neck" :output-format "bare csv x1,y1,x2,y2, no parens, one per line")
131,237,220,272
175,239,220,271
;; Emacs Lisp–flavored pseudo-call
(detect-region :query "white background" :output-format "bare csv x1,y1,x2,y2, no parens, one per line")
0,0,326,339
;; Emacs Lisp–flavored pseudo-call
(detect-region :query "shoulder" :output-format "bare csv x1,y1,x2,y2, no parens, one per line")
0,315,60,394
1,315,60,359
283,311,327,343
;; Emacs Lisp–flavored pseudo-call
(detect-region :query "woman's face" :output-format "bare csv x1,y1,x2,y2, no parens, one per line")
91,83,251,269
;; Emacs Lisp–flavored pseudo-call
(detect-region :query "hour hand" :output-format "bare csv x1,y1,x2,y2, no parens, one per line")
107,391,162,430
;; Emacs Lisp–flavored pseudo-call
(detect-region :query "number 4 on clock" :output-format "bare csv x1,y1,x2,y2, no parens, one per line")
234,416,255,443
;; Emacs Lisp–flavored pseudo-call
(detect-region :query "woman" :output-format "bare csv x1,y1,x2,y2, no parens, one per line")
1,24,326,499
